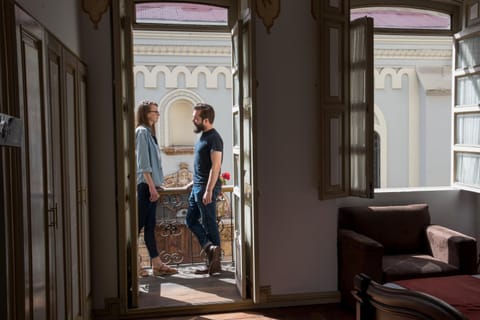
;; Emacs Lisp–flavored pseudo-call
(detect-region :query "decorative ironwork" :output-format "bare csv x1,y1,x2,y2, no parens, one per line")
139,164,234,267
158,220,182,237
160,250,184,265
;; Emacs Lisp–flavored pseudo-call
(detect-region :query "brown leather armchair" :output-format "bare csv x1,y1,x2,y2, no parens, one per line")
338,204,477,308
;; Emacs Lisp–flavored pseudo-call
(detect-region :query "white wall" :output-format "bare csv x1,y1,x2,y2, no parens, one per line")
424,94,451,186
16,0,81,54
254,0,480,297
78,7,118,309
255,2,339,294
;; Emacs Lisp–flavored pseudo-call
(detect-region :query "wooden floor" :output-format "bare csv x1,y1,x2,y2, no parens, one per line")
136,262,355,319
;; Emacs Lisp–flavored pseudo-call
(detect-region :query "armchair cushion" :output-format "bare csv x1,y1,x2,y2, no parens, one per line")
383,254,459,282
339,204,430,254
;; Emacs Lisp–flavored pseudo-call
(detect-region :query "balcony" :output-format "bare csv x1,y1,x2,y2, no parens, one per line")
138,185,234,269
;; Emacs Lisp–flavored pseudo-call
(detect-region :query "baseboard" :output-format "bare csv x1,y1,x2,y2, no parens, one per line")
92,291,341,319
258,285,341,308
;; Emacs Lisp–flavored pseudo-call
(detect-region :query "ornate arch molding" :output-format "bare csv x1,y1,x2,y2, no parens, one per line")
133,65,232,89
158,89,203,154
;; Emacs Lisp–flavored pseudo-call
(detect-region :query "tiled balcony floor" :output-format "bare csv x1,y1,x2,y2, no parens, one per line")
138,262,240,308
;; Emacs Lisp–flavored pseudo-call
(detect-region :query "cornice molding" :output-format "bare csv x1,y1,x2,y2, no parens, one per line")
134,45,230,57
375,48,451,60
133,30,230,41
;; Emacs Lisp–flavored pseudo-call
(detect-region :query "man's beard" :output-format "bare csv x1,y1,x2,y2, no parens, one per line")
193,122,204,133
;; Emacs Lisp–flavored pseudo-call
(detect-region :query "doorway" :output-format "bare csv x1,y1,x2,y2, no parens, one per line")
133,26,237,309
114,0,258,312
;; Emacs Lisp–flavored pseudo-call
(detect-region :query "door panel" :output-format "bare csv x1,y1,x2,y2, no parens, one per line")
111,0,137,308
231,6,256,301
78,63,91,313
46,33,66,320
63,49,82,319
318,0,350,199
17,8,49,319
231,19,246,299
349,17,374,198
15,5,90,320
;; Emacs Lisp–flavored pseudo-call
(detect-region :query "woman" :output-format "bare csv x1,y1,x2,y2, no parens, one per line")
136,100,177,276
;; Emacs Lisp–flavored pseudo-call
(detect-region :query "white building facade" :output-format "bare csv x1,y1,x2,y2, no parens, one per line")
133,30,233,177
373,35,452,188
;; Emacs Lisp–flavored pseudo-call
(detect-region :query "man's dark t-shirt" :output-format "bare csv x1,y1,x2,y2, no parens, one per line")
193,128,223,185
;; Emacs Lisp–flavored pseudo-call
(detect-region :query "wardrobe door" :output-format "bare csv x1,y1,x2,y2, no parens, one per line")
15,6,49,320
45,33,67,320
77,61,91,314
62,47,81,319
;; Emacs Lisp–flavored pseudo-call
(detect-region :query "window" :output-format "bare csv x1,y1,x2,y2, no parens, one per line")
351,7,451,31
318,0,374,199
135,2,228,26
453,31,480,188
350,7,454,189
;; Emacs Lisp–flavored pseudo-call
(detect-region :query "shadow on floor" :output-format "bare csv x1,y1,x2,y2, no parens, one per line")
138,262,241,308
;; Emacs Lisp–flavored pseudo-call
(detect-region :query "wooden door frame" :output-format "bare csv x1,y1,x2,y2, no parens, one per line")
112,0,259,316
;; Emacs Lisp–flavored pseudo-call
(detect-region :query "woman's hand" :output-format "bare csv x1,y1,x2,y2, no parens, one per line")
149,187,159,202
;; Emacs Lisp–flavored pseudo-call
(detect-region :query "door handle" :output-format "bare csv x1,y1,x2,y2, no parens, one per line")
48,203,58,227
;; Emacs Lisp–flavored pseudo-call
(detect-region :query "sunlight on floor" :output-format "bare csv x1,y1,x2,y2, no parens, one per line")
138,262,241,308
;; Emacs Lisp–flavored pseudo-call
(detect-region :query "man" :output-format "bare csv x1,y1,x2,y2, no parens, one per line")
186,103,223,275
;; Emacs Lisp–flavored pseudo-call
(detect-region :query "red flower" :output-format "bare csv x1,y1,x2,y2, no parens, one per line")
219,172,231,184
221,172,231,181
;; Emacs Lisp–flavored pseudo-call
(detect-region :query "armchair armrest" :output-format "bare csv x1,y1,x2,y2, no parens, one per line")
338,228,384,307
426,225,477,274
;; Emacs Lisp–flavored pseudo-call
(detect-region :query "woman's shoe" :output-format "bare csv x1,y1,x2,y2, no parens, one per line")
138,268,150,277
153,264,178,276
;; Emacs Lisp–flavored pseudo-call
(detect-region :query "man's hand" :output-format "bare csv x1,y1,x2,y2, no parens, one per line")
202,189,213,204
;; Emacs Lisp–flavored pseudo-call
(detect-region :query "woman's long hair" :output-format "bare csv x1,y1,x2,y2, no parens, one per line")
136,100,158,136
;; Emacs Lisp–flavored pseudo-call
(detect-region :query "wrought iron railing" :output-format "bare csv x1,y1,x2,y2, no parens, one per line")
138,185,234,268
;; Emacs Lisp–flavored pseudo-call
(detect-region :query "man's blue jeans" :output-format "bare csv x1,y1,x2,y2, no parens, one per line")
186,184,221,249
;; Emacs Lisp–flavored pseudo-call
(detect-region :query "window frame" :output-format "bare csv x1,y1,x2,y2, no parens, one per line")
452,24,480,189
132,0,237,32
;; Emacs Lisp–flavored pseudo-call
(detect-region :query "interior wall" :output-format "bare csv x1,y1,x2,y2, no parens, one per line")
78,6,118,310
15,0,81,55
255,0,480,297
255,1,339,294
14,0,480,312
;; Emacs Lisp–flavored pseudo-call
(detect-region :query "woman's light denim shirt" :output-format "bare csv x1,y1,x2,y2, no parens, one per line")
136,125,164,186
